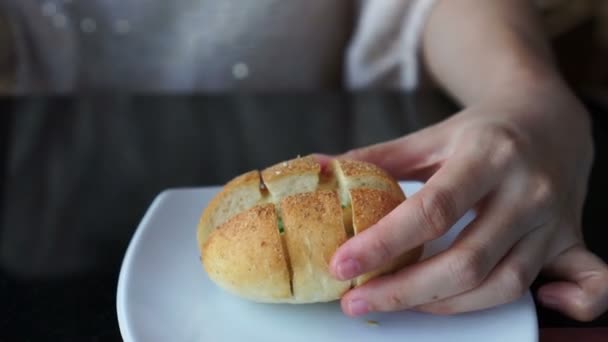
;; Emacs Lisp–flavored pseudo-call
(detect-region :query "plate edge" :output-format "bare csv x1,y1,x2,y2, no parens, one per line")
116,190,176,342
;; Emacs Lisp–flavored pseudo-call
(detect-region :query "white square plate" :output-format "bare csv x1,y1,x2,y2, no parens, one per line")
117,182,538,342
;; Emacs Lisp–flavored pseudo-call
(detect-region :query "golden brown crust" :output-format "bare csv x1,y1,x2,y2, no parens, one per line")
333,159,405,201
261,155,320,184
336,159,392,179
197,170,263,249
227,170,263,189
350,188,422,285
261,155,322,202
202,204,292,302
280,190,351,302
350,188,402,235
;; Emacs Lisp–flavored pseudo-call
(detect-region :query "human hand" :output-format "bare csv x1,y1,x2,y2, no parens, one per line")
320,92,608,321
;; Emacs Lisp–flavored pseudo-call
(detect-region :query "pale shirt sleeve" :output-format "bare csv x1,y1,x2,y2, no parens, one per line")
346,0,439,91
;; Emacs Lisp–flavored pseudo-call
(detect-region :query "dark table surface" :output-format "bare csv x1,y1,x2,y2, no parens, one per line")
1,94,607,341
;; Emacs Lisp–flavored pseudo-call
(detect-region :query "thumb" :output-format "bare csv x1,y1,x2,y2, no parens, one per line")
538,244,608,322
321,127,447,181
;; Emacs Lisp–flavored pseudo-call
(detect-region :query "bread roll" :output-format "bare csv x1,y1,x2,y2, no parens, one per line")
197,155,423,304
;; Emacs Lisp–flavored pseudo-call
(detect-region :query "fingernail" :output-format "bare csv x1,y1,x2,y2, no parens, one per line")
337,259,361,280
348,299,369,316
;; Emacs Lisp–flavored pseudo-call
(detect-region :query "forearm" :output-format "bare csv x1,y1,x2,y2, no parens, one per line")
422,0,568,107
422,0,594,185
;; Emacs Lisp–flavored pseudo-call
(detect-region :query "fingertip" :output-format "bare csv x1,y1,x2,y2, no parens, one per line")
537,290,566,312
330,241,346,266
340,293,371,317
540,246,608,321
331,239,362,280
329,254,342,279
340,296,356,317
537,282,595,321
340,298,352,316
330,244,362,280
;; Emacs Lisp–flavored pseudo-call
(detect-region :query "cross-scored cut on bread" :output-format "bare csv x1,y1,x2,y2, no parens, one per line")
349,188,424,286
279,190,351,302
201,204,292,302
331,158,406,239
197,170,267,249
333,158,406,203
261,155,326,201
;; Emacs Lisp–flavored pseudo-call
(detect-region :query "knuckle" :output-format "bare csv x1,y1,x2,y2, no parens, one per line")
418,187,458,239
450,247,488,290
485,123,525,168
529,176,555,208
